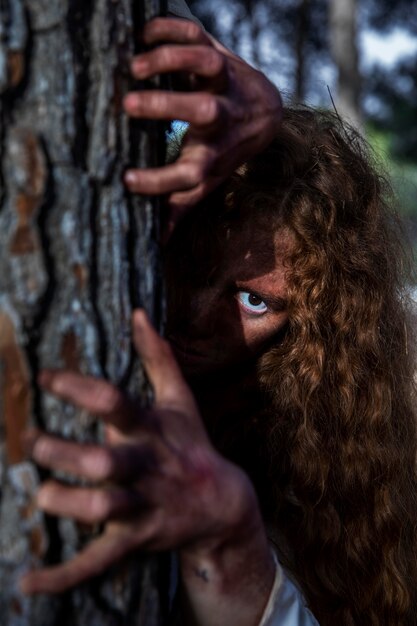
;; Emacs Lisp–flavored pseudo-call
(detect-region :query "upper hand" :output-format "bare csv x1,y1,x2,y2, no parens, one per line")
123,18,283,231
20,310,259,594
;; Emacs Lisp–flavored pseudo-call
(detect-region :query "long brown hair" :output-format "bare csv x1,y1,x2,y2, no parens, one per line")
222,108,417,625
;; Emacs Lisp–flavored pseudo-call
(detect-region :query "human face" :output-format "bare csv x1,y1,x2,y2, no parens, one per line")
165,215,290,379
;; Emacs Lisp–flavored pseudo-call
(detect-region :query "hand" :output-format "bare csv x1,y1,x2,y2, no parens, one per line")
123,18,283,230
20,310,259,594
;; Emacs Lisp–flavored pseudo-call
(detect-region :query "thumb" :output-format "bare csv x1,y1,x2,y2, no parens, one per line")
132,310,199,416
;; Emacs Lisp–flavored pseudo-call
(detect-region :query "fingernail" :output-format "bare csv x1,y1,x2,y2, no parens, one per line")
131,58,148,77
19,574,33,595
133,309,147,331
123,93,137,110
36,487,49,509
124,170,137,185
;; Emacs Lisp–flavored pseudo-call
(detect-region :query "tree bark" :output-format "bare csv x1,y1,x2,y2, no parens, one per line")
0,0,168,624
328,0,362,129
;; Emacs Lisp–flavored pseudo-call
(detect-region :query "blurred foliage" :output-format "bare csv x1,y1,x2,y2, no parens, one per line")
364,0,417,32
339,118,417,255
367,59,417,162
367,127,417,248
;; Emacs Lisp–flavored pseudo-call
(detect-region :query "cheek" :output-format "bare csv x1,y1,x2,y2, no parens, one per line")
240,313,289,353
178,292,241,344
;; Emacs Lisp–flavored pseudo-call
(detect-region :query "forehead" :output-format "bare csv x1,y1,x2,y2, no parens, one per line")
219,217,292,282
165,204,292,296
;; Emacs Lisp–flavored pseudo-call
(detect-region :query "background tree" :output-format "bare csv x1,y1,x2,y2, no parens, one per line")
0,0,169,624
187,0,352,114
188,0,417,252
328,0,362,128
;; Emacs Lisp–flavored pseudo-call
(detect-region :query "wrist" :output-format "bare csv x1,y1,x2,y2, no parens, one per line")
178,460,275,626
178,523,275,626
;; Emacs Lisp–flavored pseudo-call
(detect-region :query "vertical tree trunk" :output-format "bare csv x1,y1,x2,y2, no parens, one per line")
242,0,261,69
294,0,309,103
0,0,168,624
328,0,362,129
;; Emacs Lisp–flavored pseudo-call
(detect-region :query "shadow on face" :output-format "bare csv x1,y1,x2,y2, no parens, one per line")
164,197,291,382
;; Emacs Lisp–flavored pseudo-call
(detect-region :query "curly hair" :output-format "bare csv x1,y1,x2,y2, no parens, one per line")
219,108,417,625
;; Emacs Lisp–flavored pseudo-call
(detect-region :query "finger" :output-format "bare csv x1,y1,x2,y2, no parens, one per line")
20,527,135,594
125,161,200,195
123,90,224,128
35,481,144,524
132,310,198,414
124,148,214,195
131,45,225,84
25,430,154,482
143,17,211,47
38,370,137,432
168,176,223,214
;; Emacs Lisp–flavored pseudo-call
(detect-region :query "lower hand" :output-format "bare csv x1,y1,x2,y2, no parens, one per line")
20,310,259,594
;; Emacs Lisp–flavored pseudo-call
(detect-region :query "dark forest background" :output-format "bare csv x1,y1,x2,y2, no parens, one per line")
187,0,417,261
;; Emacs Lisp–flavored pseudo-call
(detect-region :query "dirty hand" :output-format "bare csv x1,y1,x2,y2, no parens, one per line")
123,17,283,230
20,310,259,594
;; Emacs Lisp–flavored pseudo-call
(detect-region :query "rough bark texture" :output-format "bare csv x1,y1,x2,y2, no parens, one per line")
0,0,168,624
328,0,362,129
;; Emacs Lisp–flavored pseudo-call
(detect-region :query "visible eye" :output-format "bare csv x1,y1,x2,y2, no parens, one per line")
237,291,268,316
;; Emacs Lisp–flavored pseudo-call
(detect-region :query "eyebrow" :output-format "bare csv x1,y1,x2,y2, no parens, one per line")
263,294,287,311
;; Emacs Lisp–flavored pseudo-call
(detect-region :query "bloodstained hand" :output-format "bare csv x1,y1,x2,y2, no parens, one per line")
123,18,283,232
19,310,260,595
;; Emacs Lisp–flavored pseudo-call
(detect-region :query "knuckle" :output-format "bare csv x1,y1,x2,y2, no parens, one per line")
158,46,173,68
196,94,219,125
88,448,115,480
90,490,112,521
147,91,168,115
93,384,123,413
184,21,203,41
33,437,53,465
179,161,205,187
205,48,225,75
37,482,54,508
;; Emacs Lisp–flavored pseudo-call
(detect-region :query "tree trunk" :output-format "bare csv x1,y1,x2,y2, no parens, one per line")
0,0,168,624
294,0,309,103
328,0,362,129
